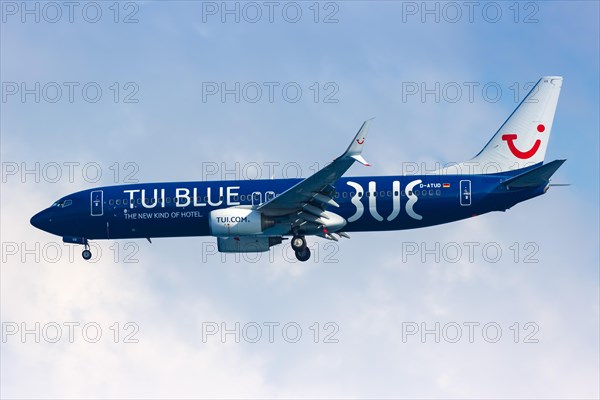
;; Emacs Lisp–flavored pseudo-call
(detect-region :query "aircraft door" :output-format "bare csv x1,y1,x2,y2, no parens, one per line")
90,190,104,216
459,180,471,206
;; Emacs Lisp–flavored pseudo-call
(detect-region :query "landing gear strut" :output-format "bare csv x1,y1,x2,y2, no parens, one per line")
81,240,92,260
291,235,310,262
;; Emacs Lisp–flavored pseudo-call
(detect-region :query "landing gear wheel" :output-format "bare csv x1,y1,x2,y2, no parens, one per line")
295,246,311,262
82,249,92,260
291,235,307,252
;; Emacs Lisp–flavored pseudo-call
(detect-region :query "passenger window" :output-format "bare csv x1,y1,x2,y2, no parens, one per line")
116,199,121,205
394,191,399,196
124,199,128,205
109,199,114,205
408,191,413,196
436,190,441,196
380,191,385,197
137,198,141,204
429,190,433,196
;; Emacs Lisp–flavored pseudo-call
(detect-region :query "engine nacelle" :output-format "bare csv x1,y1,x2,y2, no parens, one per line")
217,236,283,253
209,208,274,237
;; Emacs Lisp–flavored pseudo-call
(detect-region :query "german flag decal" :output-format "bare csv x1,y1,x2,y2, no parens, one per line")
443,183,451,188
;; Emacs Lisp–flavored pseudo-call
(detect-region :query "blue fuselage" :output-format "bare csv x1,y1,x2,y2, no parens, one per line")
31,172,546,241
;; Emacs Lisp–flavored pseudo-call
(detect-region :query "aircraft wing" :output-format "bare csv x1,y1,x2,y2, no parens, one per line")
257,119,373,220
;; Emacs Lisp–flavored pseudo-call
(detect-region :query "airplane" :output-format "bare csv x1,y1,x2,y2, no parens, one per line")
31,76,565,262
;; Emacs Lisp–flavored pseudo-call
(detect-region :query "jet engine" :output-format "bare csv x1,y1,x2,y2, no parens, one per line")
209,208,275,237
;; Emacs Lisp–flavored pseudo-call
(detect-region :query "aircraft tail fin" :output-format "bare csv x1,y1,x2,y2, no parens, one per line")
501,159,566,189
442,76,563,175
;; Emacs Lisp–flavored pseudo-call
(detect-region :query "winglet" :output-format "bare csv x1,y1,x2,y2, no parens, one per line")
351,154,370,166
340,118,373,166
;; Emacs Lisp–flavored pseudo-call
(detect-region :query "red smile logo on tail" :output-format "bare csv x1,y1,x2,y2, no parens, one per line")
356,138,365,145
502,124,544,159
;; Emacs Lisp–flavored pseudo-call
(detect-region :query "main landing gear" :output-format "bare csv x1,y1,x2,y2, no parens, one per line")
291,235,310,262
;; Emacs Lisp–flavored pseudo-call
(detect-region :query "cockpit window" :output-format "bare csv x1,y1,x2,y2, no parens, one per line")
52,199,73,208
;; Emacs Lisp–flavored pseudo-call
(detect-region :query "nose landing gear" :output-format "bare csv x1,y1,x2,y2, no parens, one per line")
62,236,93,261
81,239,93,260
82,245,92,260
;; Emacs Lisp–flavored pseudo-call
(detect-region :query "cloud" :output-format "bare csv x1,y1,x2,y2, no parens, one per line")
2,1,598,398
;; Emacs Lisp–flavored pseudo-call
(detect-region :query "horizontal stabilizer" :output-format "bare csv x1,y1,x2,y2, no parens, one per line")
502,160,566,189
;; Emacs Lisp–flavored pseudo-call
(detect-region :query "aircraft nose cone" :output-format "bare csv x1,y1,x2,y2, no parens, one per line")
30,210,49,231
